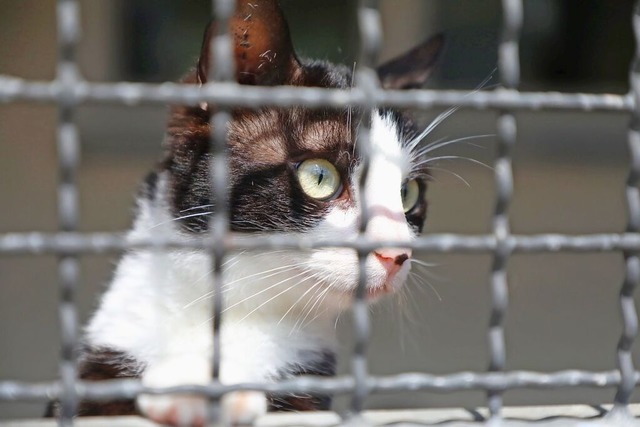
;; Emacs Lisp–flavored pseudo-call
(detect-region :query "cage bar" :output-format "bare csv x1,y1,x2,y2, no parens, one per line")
207,1,234,423
55,0,82,425
2,369,640,404
349,0,383,418
485,0,521,419
0,77,632,112
613,0,640,416
8,232,640,255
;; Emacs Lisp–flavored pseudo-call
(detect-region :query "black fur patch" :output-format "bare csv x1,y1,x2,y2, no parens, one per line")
44,346,141,417
140,171,159,201
269,350,336,412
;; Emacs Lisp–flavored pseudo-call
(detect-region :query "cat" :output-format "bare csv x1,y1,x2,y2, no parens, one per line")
55,0,443,425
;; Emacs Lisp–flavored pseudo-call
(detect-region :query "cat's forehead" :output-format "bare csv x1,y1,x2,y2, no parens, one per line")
227,62,415,168
229,107,353,165
291,109,352,152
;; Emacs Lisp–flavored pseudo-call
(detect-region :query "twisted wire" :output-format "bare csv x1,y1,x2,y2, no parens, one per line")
612,0,640,416
55,0,82,425
486,0,522,419
350,0,383,417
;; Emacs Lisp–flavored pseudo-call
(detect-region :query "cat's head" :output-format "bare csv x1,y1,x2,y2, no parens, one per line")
155,0,443,307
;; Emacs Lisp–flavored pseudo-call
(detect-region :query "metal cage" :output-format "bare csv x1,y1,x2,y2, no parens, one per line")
1,0,639,426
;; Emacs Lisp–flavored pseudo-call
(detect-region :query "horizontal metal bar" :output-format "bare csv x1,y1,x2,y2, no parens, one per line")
0,75,632,112
0,370,633,403
3,405,640,427
1,232,640,255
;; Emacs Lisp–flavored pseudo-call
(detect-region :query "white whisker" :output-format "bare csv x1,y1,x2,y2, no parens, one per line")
223,268,311,314
299,291,332,331
179,204,214,213
291,277,331,333
408,106,459,150
293,284,333,333
416,155,494,171
426,166,472,187
409,258,439,268
235,273,312,323
412,262,448,283
408,271,442,302
278,281,323,326
147,211,211,231
408,67,497,151
414,134,494,158
183,262,301,308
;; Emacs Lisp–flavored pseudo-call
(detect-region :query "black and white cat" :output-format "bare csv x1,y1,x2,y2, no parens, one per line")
74,1,442,425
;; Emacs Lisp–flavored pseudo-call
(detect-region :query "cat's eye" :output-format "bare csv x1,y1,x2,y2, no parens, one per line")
296,159,342,201
401,179,420,213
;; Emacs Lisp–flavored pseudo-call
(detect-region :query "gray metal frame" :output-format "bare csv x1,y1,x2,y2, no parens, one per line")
0,0,639,425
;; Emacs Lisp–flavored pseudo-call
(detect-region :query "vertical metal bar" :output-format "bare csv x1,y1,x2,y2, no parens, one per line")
613,0,640,415
56,0,81,425
208,0,234,424
487,0,521,420
350,0,382,418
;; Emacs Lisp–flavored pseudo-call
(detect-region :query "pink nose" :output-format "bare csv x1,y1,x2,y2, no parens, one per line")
374,249,411,278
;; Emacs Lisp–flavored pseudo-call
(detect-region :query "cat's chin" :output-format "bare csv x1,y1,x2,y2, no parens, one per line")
365,273,409,302
291,278,403,314
366,282,397,301
327,273,407,304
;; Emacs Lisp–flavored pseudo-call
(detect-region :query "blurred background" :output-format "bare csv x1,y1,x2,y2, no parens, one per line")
0,0,636,419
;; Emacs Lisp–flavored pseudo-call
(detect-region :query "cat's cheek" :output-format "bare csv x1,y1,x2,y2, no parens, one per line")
306,249,356,286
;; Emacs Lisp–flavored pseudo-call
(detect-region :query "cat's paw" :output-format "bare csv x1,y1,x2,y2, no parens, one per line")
138,356,210,427
138,390,267,426
138,394,207,427
221,391,267,426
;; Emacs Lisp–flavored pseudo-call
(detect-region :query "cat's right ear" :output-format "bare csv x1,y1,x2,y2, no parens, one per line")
376,34,445,90
198,0,301,86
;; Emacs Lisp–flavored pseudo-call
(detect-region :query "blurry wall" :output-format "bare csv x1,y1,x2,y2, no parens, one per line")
0,0,637,419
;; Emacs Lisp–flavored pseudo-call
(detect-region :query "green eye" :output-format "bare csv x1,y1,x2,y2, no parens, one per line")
401,179,420,213
296,159,342,201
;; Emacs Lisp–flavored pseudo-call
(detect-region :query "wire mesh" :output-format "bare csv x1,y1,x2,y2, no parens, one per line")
0,0,640,425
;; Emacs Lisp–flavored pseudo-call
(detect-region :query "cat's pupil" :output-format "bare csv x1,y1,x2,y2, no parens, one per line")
316,171,324,185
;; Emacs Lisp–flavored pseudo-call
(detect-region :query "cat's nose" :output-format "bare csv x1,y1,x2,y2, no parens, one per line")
374,249,411,277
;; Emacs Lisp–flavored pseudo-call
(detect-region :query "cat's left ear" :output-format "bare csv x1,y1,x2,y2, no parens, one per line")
376,34,445,90
198,0,301,86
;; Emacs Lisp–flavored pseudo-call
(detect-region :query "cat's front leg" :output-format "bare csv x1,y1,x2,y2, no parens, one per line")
138,355,267,426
